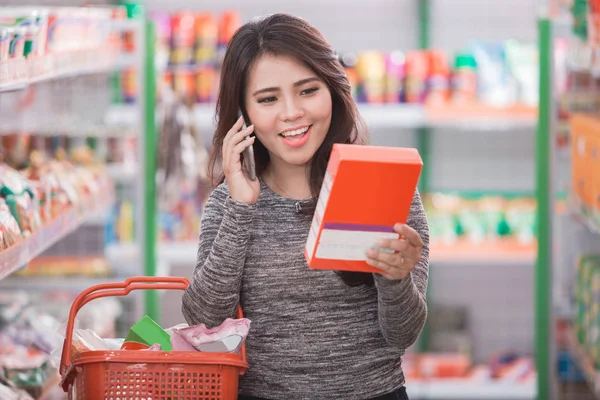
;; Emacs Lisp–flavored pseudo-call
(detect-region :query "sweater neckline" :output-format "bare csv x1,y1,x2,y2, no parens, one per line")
259,177,316,205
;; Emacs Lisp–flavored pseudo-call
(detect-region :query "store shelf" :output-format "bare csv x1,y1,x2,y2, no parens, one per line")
107,239,536,268
0,187,115,281
567,328,600,398
0,50,120,93
107,242,197,267
410,379,535,399
430,239,537,265
425,104,537,130
106,103,537,133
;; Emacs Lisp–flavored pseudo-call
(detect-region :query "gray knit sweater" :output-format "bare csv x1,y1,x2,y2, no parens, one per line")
182,179,429,400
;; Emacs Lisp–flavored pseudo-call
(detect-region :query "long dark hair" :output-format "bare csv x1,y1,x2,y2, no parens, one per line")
208,13,373,286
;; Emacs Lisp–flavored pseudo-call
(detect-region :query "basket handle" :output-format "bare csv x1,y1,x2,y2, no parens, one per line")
59,276,245,375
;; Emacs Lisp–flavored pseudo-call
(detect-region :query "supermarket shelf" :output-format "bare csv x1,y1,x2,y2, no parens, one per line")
105,103,537,132
410,379,535,399
425,104,537,130
0,50,120,93
567,328,600,398
0,187,115,281
107,240,536,268
195,103,537,131
106,242,197,267
430,239,537,265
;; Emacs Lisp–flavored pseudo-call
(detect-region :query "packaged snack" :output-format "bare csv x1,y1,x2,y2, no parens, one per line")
0,164,41,235
175,318,251,353
0,199,22,249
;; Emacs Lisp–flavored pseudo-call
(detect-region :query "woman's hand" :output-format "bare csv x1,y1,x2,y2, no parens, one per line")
365,223,424,281
223,116,261,204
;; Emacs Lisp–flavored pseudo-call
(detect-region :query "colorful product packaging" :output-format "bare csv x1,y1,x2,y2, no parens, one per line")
355,51,386,104
404,51,429,103
384,51,406,103
451,52,478,104
425,50,450,105
305,144,422,273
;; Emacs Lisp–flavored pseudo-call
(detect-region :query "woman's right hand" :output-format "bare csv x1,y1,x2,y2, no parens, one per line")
223,116,260,204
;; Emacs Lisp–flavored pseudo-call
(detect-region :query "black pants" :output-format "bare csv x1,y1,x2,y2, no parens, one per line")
238,386,408,400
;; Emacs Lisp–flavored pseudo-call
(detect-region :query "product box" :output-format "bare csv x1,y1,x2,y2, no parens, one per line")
304,144,422,273
570,114,593,208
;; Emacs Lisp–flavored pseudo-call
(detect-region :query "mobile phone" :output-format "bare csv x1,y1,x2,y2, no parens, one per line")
240,110,257,181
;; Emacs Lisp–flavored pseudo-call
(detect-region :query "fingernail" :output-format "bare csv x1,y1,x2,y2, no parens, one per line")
366,249,376,258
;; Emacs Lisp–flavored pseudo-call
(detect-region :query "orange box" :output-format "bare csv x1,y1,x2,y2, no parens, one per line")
304,144,422,273
571,114,599,208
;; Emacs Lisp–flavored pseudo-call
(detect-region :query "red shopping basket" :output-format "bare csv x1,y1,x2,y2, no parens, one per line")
59,276,248,400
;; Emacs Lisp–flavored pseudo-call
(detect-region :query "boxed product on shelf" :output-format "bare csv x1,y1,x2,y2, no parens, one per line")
0,5,127,88
423,192,537,246
570,113,600,225
341,39,537,107
575,254,600,368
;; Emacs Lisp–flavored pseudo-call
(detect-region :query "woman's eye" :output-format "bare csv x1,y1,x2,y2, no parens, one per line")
301,87,319,95
257,96,277,104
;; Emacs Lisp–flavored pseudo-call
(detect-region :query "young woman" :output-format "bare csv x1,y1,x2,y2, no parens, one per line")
182,13,429,400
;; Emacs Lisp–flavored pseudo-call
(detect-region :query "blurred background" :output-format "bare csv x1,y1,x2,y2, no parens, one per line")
0,0,599,399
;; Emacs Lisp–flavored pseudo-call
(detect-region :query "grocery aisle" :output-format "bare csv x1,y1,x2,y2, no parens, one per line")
0,0,599,399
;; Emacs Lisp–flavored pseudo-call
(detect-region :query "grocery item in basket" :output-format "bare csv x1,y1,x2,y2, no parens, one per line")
122,315,172,351
71,329,114,358
0,198,22,249
175,318,251,353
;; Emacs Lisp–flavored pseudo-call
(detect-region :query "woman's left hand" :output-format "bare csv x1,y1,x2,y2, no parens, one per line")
365,223,424,281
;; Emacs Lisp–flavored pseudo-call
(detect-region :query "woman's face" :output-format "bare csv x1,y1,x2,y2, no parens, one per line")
245,54,333,169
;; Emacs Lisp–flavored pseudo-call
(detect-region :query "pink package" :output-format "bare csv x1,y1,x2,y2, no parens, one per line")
175,318,251,353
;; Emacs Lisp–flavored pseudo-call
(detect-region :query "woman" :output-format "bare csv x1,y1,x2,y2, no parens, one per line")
182,13,429,400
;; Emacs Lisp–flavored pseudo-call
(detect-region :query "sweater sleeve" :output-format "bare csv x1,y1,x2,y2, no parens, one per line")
181,184,257,328
373,189,430,349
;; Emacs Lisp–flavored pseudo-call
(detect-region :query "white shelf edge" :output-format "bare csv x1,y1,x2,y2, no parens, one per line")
409,379,535,399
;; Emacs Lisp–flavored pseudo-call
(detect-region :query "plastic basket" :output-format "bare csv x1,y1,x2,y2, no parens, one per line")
59,276,248,400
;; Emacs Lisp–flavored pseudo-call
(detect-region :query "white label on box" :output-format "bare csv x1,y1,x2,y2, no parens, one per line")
305,224,318,260
306,171,333,259
316,229,399,261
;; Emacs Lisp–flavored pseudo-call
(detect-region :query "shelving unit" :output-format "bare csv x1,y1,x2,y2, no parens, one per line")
0,49,119,92
0,183,114,280
0,11,157,400
537,6,600,399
